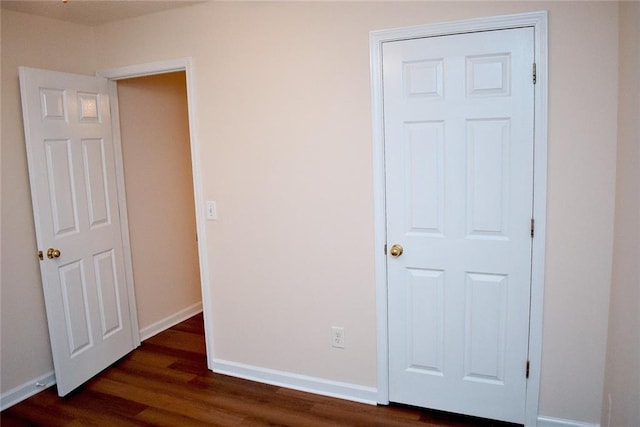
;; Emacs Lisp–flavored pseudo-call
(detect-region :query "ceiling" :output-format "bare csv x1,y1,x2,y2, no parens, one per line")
1,0,205,26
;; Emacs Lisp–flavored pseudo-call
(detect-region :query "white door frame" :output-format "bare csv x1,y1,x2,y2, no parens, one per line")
97,58,215,368
369,12,547,426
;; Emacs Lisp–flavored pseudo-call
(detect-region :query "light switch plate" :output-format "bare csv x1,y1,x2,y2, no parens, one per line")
206,201,217,220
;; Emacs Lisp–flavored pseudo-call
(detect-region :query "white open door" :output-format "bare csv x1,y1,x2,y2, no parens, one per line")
383,28,535,423
19,67,137,396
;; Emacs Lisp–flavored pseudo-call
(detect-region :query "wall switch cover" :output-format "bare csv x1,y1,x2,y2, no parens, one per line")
206,201,217,220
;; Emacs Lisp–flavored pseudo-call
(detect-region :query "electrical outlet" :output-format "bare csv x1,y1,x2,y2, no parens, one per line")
331,326,345,349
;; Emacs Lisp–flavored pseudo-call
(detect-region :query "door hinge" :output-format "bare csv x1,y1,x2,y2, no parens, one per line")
530,218,535,238
37,250,44,261
526,360,530,379
384,244,388,255
532,63,537,84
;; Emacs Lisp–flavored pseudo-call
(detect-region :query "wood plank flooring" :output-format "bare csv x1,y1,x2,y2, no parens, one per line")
1,314,519,426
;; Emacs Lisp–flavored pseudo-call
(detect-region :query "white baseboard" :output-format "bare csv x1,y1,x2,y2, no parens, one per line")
212,358,378,405
537,416,600,427
0,371,56,411
139,301,202,341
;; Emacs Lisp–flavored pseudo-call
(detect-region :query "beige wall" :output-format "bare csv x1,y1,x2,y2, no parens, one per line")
0,2,629,425
602,2,640,426
1,10,97,394
92,2,620,423
0,7,3,364
116,72,201,331
0,7,3,396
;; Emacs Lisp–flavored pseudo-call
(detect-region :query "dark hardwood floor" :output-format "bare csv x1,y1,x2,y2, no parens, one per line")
1,314,518,426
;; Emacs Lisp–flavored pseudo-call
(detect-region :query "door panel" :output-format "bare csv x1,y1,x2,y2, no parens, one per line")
463,272,508,384
405,121,444,235
83,138,111,227
45,139,79,235
94,249,123,337
406,268,445,375
384,28,534,423
19,67,136,396
466,118,510,238
59,260,92,355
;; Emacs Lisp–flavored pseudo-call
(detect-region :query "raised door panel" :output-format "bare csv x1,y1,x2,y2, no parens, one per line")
466,54,511,97
466,119,510,239
405,268,445,375
463,272,508,384
405,122,445,236
45,139,80,237
94,250,123,338
77,92,101,122
59,260,92,356
82,138,111,228
40,88,67,121
404,59,444,99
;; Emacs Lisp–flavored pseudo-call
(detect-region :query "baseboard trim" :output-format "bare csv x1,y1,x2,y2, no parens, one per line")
0,371,56,411
212,358,378,405
139,302,202,341
537,416,600,427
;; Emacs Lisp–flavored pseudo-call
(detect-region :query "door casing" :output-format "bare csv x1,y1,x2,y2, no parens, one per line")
97,58,215,369
369,11,548,426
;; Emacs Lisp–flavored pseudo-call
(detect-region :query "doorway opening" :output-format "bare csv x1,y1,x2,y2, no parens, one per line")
100,58,214,370
116,71,202,341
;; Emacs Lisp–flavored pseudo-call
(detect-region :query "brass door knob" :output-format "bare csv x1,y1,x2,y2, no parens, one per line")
389,244,403,258
47,248,61,259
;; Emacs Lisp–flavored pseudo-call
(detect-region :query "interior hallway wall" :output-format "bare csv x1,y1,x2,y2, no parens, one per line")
116,72,202,334
602,2,640,426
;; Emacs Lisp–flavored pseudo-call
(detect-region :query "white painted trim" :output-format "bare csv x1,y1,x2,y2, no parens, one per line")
369,27,389,406
140,302,203,341
97,58,216,371
97,58,188,80
369,11,548,427
526,11,549,427
212,359,378,405
537,416,600,427
0,371,56,411
107,79,141,348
